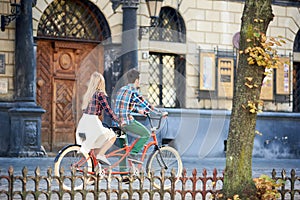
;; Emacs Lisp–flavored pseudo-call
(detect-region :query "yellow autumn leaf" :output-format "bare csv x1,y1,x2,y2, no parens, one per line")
280,39,286,44
248,60,255,65
245,82,253,88
275,41,282,46
250,109,256,113
246,77,253,82
255,130,262,136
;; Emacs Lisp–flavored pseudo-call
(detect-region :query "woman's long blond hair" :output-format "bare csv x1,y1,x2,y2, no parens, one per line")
81,72,107,110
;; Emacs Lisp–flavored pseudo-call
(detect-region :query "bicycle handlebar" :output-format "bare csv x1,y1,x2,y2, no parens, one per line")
105,109,168,136
146,109,168,131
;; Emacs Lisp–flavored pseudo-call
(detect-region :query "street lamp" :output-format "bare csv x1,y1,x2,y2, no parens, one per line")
110,0,164,73
111,0,163,25
1,0,21,32
145,0,163,27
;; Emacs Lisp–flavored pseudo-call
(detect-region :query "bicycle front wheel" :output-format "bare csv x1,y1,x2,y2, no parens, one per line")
146,146,183,189
54,144,93,190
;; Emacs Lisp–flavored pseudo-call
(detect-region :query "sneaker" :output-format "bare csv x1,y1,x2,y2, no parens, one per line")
122,177,130,184
128,154,143,164
97,155,111,166
86,177,95,185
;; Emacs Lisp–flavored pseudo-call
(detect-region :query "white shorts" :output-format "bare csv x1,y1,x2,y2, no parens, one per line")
75,114,115,154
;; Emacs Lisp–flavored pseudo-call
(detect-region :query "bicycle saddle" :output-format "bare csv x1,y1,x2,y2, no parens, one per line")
110,126,124,137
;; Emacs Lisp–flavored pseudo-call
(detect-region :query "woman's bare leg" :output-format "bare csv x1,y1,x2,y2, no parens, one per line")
95,136,116,158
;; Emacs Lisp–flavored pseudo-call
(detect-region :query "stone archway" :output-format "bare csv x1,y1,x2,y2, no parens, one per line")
36,0,111,151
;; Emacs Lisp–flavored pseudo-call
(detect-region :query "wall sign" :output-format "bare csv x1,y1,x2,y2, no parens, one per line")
276,57,290,95
199,52,216,91
218,58,234,98
0,54,5,74
260,68,273,100
0,78,8,94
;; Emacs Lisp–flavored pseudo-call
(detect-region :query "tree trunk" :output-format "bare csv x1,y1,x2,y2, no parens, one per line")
223,0,274,199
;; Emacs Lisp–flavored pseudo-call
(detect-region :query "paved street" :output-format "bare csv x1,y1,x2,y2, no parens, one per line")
0,156,299,199
0,156,299,177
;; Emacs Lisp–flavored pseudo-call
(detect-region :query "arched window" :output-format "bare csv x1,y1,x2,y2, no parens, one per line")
148,7,186,108
294,31,300,52
37,0,110,42
293,30,300,112
149,7,186,43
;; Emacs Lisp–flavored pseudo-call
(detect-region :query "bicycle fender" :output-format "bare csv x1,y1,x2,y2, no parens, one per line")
54,144,81,163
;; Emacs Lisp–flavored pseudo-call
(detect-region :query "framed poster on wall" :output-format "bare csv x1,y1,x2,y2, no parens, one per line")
0,78,8,94
0,54,5,74
260,68,273,100
218,58,234,98
276,57,290,95
199,52,216,91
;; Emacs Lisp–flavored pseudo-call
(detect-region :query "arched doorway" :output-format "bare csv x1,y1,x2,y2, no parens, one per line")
36,0,111,151
293,30,300,112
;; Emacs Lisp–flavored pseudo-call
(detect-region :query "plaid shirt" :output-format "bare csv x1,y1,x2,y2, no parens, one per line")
113,84,152,126
84,91,118,121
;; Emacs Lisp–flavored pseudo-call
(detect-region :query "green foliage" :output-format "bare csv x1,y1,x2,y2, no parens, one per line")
253,174,284,200
240,19,287,114
241,18,285,71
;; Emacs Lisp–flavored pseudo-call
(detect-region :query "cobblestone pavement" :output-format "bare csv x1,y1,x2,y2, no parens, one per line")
1,156,299,176
0,157,299,199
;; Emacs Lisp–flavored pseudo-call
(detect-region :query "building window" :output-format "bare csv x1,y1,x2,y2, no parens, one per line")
149,7,186,43
37,0,111,42
148,53,186,108
293,30,300,112
148,7,186,108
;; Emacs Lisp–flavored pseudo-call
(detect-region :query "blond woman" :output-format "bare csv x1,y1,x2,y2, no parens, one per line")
76,72,118,165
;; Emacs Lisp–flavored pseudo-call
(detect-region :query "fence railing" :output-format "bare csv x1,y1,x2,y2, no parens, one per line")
0,166,299,200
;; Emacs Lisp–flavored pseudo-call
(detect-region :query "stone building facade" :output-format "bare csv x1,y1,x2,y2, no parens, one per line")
0,0,299,155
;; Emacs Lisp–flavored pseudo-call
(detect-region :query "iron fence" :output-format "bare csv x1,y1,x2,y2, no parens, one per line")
0,166,299,199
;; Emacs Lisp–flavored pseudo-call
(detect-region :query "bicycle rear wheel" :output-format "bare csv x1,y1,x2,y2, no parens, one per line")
54,144,93,190
146,146,183,189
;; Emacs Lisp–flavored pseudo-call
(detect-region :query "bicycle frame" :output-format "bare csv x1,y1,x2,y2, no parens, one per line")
86,130,159,175
71,110,167,176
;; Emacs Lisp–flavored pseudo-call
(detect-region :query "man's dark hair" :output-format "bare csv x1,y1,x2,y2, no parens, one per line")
127,69,140,83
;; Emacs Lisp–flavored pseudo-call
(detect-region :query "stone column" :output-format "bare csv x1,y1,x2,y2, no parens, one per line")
8,0,45,157
121,0,139,73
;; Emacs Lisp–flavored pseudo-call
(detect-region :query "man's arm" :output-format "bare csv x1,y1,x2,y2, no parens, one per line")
132,92,153,112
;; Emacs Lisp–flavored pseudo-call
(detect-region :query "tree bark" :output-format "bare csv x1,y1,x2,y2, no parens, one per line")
223,0,274,199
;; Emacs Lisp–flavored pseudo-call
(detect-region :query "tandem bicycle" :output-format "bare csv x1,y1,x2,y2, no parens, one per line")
54,110,183,190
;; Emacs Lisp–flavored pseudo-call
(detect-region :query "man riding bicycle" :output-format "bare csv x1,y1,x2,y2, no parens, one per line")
113,68,155,173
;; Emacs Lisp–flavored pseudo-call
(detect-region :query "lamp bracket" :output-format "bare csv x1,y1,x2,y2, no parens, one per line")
1,14,18,32
138,26,151,40
1,2,21,32
111,0,122,13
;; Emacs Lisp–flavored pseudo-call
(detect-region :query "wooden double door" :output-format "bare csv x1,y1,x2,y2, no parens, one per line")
36,40,103,152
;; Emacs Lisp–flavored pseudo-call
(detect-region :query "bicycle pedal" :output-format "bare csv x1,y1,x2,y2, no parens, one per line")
128,158,143,164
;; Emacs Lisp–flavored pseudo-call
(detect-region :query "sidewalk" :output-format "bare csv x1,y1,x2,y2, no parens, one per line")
0,156,299,177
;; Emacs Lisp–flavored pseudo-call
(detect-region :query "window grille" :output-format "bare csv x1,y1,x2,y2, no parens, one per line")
149,7,186,43
293,66,300,112
148,53,185,108
293,31,300,112
37,0,111,42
